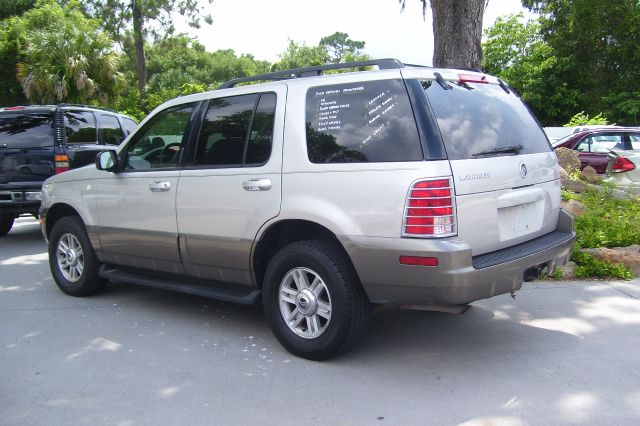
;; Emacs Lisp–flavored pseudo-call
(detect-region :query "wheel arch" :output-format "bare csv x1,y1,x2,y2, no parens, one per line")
252,219,358,289
44,203,83,239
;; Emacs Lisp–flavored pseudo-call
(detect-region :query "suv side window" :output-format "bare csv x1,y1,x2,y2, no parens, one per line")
305,79,422,163
124,103,195,170
195,93,275,166
99,114,123,145
65,111,97,144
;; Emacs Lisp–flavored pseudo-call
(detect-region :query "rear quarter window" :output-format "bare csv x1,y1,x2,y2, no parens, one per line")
65,111,97,144
305,79,423,163
424,81,551,160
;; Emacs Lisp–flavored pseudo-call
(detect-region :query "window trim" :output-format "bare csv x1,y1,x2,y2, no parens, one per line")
98,113,124,145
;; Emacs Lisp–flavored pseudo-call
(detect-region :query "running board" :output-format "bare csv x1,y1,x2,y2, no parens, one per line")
99,265,261,305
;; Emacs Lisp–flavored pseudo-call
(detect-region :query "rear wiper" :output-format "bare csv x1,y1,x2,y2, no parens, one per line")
471,144,523,157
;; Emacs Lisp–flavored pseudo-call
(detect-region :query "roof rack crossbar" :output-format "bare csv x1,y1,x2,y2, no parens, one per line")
217,58,406,89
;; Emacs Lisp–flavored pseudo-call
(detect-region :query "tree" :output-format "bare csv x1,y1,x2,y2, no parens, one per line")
522,0,640,125
0,0,37,19
83,0,213,110
482,13,581,125
399,0,488,69
0,0,118,105
319,32,365,63
271,40,330,71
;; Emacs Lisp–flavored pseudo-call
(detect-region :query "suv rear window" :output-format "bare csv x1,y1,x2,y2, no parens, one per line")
0,112,54,148
305,79,423,163
424,81,551,160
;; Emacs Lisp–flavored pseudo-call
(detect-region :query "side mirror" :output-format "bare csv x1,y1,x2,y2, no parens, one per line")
95,150,118,172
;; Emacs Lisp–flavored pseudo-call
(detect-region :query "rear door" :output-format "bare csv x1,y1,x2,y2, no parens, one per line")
418,74,561,255
0,111,55,184
176,87,285,286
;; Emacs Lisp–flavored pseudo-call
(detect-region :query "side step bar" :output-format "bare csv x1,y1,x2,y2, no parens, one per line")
99,265,262,305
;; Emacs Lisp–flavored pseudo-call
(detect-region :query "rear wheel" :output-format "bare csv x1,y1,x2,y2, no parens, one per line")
48,216,107,296
263,240,370,360
0,216,14,236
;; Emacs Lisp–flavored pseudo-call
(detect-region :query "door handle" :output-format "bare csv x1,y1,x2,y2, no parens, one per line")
149,181,170,192
242,178,272,191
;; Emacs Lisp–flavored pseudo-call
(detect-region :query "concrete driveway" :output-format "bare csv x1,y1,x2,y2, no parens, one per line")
1,217,639,425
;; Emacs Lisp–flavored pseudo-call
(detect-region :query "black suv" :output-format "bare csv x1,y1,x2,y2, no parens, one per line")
0,104,137,236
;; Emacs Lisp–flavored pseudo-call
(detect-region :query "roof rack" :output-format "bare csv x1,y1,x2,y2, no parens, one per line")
218,58,408,89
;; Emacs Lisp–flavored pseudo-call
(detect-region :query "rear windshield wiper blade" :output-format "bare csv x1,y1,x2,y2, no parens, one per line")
471,144,523,157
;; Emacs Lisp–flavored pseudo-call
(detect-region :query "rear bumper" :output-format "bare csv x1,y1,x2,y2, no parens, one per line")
340,209,575,305
0,184,42,217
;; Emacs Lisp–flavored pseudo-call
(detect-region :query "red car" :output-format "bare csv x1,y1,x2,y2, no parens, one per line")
552,127,640,174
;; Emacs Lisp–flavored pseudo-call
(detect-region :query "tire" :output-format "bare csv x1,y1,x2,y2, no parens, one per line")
48,216,107,296
263,239,370,360
0,217,14,236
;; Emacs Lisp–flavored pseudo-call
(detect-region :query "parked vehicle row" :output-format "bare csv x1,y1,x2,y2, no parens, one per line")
39,60,575,359
0,104,137,236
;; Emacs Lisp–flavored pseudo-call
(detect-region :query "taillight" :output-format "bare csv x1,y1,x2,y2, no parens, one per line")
55,154,70,174
403,178,456,238
611,157,635,173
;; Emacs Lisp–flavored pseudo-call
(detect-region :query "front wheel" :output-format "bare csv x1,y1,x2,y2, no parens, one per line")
48,216,107,296
0,216,14,236
263,240,370,360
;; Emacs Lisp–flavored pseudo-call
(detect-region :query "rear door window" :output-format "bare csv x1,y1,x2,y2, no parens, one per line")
65,111,97,144
576,134,624,153
629,134,640,150
0,112,54,148
194,93,276,167
305,79,423,163
99,114,124,145
424,81,551,160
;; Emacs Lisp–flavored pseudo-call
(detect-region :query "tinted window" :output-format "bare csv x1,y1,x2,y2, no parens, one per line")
65,111,97,144
306,79,422,163
246,94,276,164
124,103,194,170
100,114,123,145
122,117,138,135
425,81,551,160
196,94,256,166
0,112,54,148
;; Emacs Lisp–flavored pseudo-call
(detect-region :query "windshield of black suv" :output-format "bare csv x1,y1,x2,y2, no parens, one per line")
423,81,551,160
0,112,54,148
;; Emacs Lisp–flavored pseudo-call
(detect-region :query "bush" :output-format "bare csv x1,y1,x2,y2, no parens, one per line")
572,249,632,280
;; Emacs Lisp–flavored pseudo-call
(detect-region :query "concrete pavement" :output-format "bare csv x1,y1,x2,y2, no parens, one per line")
1,218,639,425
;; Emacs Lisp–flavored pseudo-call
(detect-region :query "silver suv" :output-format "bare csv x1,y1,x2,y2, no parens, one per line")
40,59,575,360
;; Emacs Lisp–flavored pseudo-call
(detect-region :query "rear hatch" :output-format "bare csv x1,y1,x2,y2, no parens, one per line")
421,75,560,255
0,110,55,184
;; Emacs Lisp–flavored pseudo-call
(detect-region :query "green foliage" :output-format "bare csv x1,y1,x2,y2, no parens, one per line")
0,0,118,105
522,0,640,125
319,32,365,63
572,249,632,280
573,188,640,248
482,13,581,125
271,39,330,71
0,0,37,19
564,111,610,126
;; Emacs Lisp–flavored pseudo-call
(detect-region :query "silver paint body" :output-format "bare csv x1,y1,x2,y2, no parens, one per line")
41,67,574,305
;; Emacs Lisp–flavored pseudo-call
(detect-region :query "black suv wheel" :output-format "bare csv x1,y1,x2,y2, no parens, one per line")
0,216,14,237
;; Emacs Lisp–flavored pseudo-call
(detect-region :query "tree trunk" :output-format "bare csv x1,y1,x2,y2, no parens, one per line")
430,0,485,69
132,0,146,110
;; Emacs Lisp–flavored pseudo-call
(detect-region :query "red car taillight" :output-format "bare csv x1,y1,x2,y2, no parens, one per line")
403,178,456,238
55,154,70,174
611,157,635,173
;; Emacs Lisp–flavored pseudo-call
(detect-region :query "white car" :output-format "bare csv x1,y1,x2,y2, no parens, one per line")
606,149,640,194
